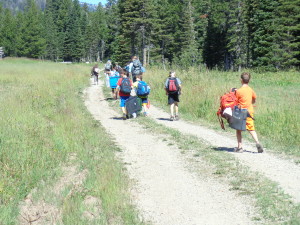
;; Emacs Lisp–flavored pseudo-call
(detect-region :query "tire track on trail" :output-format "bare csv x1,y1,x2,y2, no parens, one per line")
85,81,256,225
148,105,300,203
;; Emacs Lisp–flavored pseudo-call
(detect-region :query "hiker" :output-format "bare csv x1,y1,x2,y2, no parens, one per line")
234,72,263,153
115,62,122,72
164,71,182,121
115,69,133,120
91,64,100,85
109,65,120,99
133,74,151,116
129,56,143,82
104,60,112,87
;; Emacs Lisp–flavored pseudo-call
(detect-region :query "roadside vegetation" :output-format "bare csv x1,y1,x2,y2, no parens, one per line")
144,67,300,158
0,58,142,224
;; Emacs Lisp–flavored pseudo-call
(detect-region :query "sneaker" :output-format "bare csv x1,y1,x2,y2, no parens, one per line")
143,112,148,117
132,113,137,118
126,114,130,119
170,116,174,121
123,114,127,120
175,115,179,121
234,147,244,153
256,143,263,153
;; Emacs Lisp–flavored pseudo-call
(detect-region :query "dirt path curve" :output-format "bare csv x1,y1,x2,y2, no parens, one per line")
148,105,300,203
85,81,255,225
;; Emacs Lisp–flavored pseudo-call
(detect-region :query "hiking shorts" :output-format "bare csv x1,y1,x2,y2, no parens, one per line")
120,96,130,107
168,93,179,105
246,113,255,131
138,96,148,105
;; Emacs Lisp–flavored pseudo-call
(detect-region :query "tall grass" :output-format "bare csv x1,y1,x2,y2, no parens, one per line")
145,67,300,157
0,58,141,224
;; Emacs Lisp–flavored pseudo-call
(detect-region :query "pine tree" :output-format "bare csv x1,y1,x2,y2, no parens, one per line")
17,0,46,58
44,2,60,60
0,8,17,56
246,0,281,70
226,0,248,71
176,0,200,68
277,0,300,68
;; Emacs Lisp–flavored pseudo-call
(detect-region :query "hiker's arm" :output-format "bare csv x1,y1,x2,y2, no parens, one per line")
179,85,182,94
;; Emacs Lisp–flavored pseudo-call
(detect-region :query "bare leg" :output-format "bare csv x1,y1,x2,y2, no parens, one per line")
174,102,179,115
121,107,127,114
236,130,242,148
170,103,175,117
248,130,259,144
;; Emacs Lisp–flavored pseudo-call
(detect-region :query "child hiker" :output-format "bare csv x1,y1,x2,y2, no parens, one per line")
234,72,263,153
164,71,182,121
115,69,133,120
133,74,151,116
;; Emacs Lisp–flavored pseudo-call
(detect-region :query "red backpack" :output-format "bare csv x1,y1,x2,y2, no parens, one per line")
167,78,179,94
217,91,237,129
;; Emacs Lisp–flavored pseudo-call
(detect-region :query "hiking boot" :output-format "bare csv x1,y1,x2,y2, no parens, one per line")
123,114,127,120
256,143,263,153
170,116,175,121
175,115,179,121
234,147,244,153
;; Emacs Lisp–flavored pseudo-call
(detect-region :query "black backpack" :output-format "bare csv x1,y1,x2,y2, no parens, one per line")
132,59,142,76
120,78,131,94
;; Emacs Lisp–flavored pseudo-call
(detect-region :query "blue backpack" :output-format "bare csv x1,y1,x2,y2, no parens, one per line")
136,81,150,96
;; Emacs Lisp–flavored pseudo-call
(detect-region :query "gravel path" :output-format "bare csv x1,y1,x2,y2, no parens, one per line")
85,81,255,225
148,105,300,203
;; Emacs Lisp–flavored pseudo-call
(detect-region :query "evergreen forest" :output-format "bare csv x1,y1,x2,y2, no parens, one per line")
0,0,299,71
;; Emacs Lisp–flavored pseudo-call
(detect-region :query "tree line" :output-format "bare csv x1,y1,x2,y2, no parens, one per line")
0,0,299,71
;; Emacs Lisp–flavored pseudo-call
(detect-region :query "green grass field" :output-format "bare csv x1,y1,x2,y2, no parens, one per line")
0,58,141,224
145,67,300,157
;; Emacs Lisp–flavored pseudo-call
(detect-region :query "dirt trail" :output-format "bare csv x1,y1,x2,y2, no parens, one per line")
148,105,300,203
85,81,256,225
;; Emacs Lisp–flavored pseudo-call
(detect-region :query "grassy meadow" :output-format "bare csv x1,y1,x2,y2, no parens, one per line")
144,67,300,158
0,58,142,224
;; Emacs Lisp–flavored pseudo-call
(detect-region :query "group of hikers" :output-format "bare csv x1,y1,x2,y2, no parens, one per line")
91,57,263,154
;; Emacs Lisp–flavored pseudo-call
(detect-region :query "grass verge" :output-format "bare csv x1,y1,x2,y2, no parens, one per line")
144,67,300,158
0,58,142,224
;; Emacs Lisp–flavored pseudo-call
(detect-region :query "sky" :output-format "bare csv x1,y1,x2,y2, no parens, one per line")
81,0,107,5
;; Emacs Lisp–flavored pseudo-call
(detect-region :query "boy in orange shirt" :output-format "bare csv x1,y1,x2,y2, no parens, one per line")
234,72,263,153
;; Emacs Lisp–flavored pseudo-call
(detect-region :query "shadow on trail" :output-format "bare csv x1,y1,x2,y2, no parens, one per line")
100,97,118,101
212,147,257,154
157,118,171,121
111,117,124,120
213,147,235,152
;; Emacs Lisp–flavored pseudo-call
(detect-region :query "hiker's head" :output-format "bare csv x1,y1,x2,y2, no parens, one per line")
169,71,176,77
132,55,138,61
119,69,125,76
136,75,142,81
240,72,251,84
